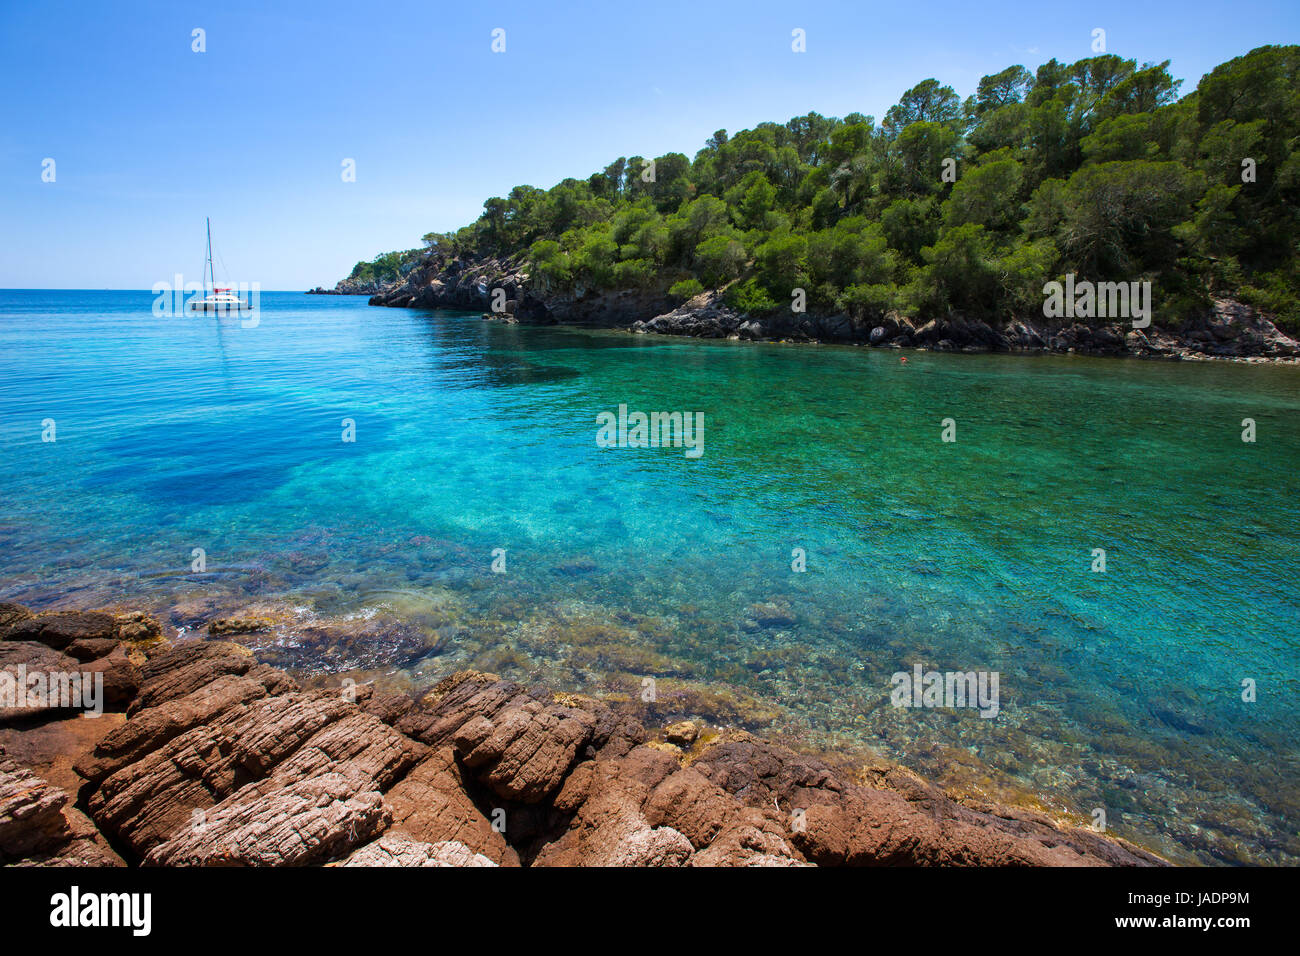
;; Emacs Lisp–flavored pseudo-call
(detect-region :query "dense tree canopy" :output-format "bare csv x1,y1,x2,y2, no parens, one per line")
347,248,422,284
349,47,1300,329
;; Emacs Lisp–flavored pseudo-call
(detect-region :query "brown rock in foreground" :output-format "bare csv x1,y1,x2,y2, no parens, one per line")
0,749,122,866
0,751,71,859
689,737,1166,867
340,834,496,867
1,608,147,723
380,747,520,866
0,601,1167,867
83,646,422,863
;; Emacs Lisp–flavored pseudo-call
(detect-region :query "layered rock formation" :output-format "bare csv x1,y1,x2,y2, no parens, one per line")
0,750,123,866
367,254,1299,361
1,602,1167,867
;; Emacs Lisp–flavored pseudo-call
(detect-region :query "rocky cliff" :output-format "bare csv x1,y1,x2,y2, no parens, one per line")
369,254,676,329
307,276,389,296
368,255,1299,362
1,601,1166,867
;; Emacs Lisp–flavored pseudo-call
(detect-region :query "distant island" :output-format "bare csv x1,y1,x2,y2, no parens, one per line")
322,46,1299,360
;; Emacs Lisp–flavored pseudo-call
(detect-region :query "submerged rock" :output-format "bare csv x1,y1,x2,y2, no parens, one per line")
744,601,797,630
208,616,275,636
664,721,699,747
554,556,598,576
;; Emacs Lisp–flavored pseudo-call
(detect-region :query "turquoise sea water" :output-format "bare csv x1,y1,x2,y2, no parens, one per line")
1,289,1297,864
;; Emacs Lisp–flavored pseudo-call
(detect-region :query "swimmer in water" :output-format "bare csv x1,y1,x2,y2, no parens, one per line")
899,356,908,364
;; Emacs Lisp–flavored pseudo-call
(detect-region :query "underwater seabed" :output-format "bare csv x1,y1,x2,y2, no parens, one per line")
3,521,1293,867
1,292,1296,867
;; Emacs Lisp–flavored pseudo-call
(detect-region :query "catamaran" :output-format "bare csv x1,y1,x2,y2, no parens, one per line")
189,217,250,312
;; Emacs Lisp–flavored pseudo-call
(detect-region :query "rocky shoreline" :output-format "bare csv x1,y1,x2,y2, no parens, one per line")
0,601,1166,867
307,277,386,296
366,255,1300,362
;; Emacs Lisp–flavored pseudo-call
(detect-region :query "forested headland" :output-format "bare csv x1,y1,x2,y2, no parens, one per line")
346,46,1299,332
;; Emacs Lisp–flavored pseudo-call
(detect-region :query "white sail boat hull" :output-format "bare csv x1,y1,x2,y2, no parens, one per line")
190,218,250,312
189,293,250,312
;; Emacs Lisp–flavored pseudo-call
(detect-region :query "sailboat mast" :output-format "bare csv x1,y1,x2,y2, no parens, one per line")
205,217,215,291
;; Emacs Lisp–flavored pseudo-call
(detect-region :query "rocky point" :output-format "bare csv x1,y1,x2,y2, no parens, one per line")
366,254,1299,363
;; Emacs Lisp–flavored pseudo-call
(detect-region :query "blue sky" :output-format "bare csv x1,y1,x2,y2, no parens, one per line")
2,0,1297,289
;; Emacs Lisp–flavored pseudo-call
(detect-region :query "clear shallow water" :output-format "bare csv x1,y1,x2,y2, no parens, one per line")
1,289,1297,864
